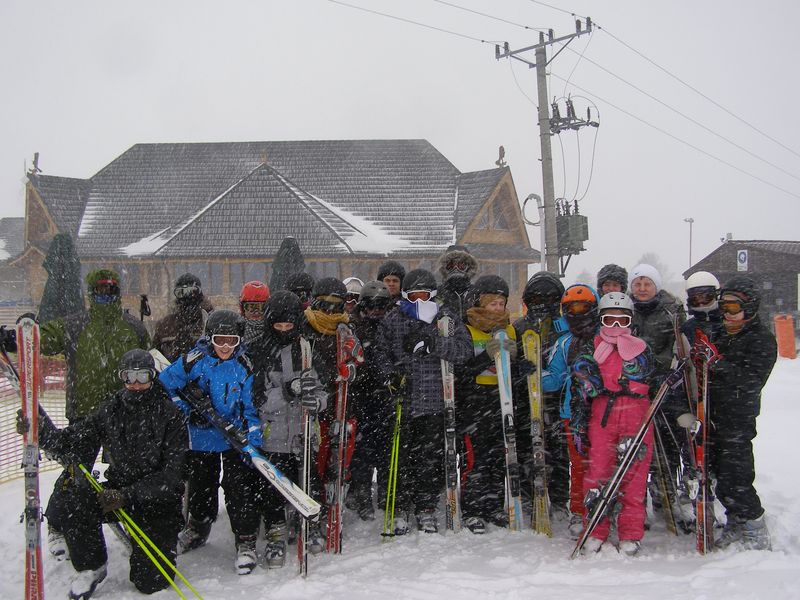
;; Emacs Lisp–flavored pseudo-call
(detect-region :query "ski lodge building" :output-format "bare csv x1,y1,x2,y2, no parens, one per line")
9,140,540,320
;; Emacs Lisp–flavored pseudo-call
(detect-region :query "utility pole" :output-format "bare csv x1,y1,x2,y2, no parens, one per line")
496,19,592,275
684,217,694,267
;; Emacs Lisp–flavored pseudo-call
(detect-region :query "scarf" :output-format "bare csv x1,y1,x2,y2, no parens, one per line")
466,306,510,333
399,298,439,324
593,326,647,364
304,307,349,335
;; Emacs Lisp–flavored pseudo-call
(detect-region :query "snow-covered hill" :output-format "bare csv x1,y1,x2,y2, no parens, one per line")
2,359,798,599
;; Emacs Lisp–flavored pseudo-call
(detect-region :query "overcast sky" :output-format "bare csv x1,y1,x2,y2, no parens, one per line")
1,0,798,287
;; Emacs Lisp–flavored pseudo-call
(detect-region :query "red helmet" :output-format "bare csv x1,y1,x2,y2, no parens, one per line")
239,281,270,316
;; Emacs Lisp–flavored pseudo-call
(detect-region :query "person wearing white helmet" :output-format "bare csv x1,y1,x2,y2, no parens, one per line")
342,277,364,317
574,292,655,556
682,271,723,345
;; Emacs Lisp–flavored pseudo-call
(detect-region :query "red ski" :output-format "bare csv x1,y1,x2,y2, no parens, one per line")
18,318,44,599
325,323,363,553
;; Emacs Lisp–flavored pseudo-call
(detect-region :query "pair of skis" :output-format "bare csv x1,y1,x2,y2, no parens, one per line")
570,359,687,559
7,318,45,600
324,323,363,553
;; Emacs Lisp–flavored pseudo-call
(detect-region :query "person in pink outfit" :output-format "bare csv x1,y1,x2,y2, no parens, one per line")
572,292,655,556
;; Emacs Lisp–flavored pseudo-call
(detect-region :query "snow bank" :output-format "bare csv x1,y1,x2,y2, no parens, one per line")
1,360,797,599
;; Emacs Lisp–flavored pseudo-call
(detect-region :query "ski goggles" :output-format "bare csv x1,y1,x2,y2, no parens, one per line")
241,301,266,316
119,368,155,385
688,291,717,307
402,289,437,302
445,260,471,274
562,301,594,316
719,300,744,315
600,313,632,328
211,334,241,348
361,297,394,311
344,293,360,304
527,292,562,307
174,284,201,299
92,281,120,297
313,295,345,314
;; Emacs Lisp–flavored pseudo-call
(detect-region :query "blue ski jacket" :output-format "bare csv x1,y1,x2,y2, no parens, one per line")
159,339,262,452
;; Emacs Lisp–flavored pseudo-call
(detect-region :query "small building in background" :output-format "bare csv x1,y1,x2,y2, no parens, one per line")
11,140,540,320
684,239,800,327
0,217,34,326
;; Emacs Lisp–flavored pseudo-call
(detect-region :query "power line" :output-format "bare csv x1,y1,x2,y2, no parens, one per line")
548,72,800,201
525,0,581,18
557,43,800,184
562,32,593,97
430,0,546,32
327,0,496,43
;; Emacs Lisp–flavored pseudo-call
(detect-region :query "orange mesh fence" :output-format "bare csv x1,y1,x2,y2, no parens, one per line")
0,356,68,483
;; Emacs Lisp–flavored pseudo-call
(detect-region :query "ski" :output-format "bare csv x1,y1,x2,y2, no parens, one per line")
686,329,719,554
149,349,321,518
298,336,312,576
438,316,462,533
571,359,687,559
492,330,523,532
18,318,44,600
325,323,363,553
521,329,551,536
651,424,678,536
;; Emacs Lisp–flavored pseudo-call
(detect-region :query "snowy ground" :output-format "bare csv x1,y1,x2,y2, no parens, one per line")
1,359,799,600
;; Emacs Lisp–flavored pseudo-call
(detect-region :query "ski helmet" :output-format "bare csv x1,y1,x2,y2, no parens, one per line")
205,309,245,338
685,271,720,294
118,348,155,372
401,269,437,292
596,264,628,294
598,291,634,313
313,277,347,299
719,275,761,319
360,280,391,302
473,275,509,298
240,280,270,303
285,272,314,294
343,277,364,295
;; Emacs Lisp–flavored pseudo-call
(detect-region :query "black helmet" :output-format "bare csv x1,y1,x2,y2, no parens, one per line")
522,271,564,307
720,275,761,319
377,260,406,282
312,277,347,299
265,291,303,328
597,264,628,293
205,309,245,338
119,348,155,372
285,272,314,293
473,275,509,298
402,268,437,292
359,280,391,301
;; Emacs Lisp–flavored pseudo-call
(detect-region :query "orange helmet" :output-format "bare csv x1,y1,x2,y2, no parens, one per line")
239,281,270,316
560,284,599,316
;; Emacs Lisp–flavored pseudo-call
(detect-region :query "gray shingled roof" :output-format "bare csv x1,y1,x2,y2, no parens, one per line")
30,175,90,238
455,168,509,240
728,240,800,256
0,217,25,262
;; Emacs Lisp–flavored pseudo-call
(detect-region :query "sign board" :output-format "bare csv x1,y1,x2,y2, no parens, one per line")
736,249,748,272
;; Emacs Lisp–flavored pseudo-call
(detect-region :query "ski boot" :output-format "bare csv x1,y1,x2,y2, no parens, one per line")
416,509,438,534
307,520,326,555
580,536,604,556
618,540,641,557
464,516,486,535
68,564,107,600
568,513,585,539
235,534,258,575
390,515,410,536
741,515,771,551
48,527,70,561
177,517,212,554
716,515,745,549
263,522,287,569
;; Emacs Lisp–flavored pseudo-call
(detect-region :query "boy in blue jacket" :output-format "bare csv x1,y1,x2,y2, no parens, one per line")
159,310,263,575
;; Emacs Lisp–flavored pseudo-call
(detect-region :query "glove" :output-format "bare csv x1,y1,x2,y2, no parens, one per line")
516,359,536,378
299,371,321,413
386,372,406,394
97,488,127,513
188,409,211,428
0,326,16,352
15,409,28,435
403,329,434,354
486,336,517,359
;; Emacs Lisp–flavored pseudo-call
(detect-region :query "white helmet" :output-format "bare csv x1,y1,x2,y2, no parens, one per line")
685,271,720,293
343,277,364,295
598,291,634,313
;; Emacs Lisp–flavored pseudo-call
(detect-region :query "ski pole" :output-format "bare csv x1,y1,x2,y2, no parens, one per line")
382,399,402,540
77,465,204,600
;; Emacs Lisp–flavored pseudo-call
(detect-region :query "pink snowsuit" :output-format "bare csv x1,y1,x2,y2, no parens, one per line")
583,337,652,543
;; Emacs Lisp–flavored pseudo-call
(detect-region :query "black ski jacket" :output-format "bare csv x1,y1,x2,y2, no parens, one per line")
38,383,188,513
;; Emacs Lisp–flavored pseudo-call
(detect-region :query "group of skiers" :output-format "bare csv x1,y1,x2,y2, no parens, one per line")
3,246,778,598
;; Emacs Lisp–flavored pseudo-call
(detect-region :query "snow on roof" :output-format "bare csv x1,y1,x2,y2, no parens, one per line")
0,240,8,261
118,228,172,257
